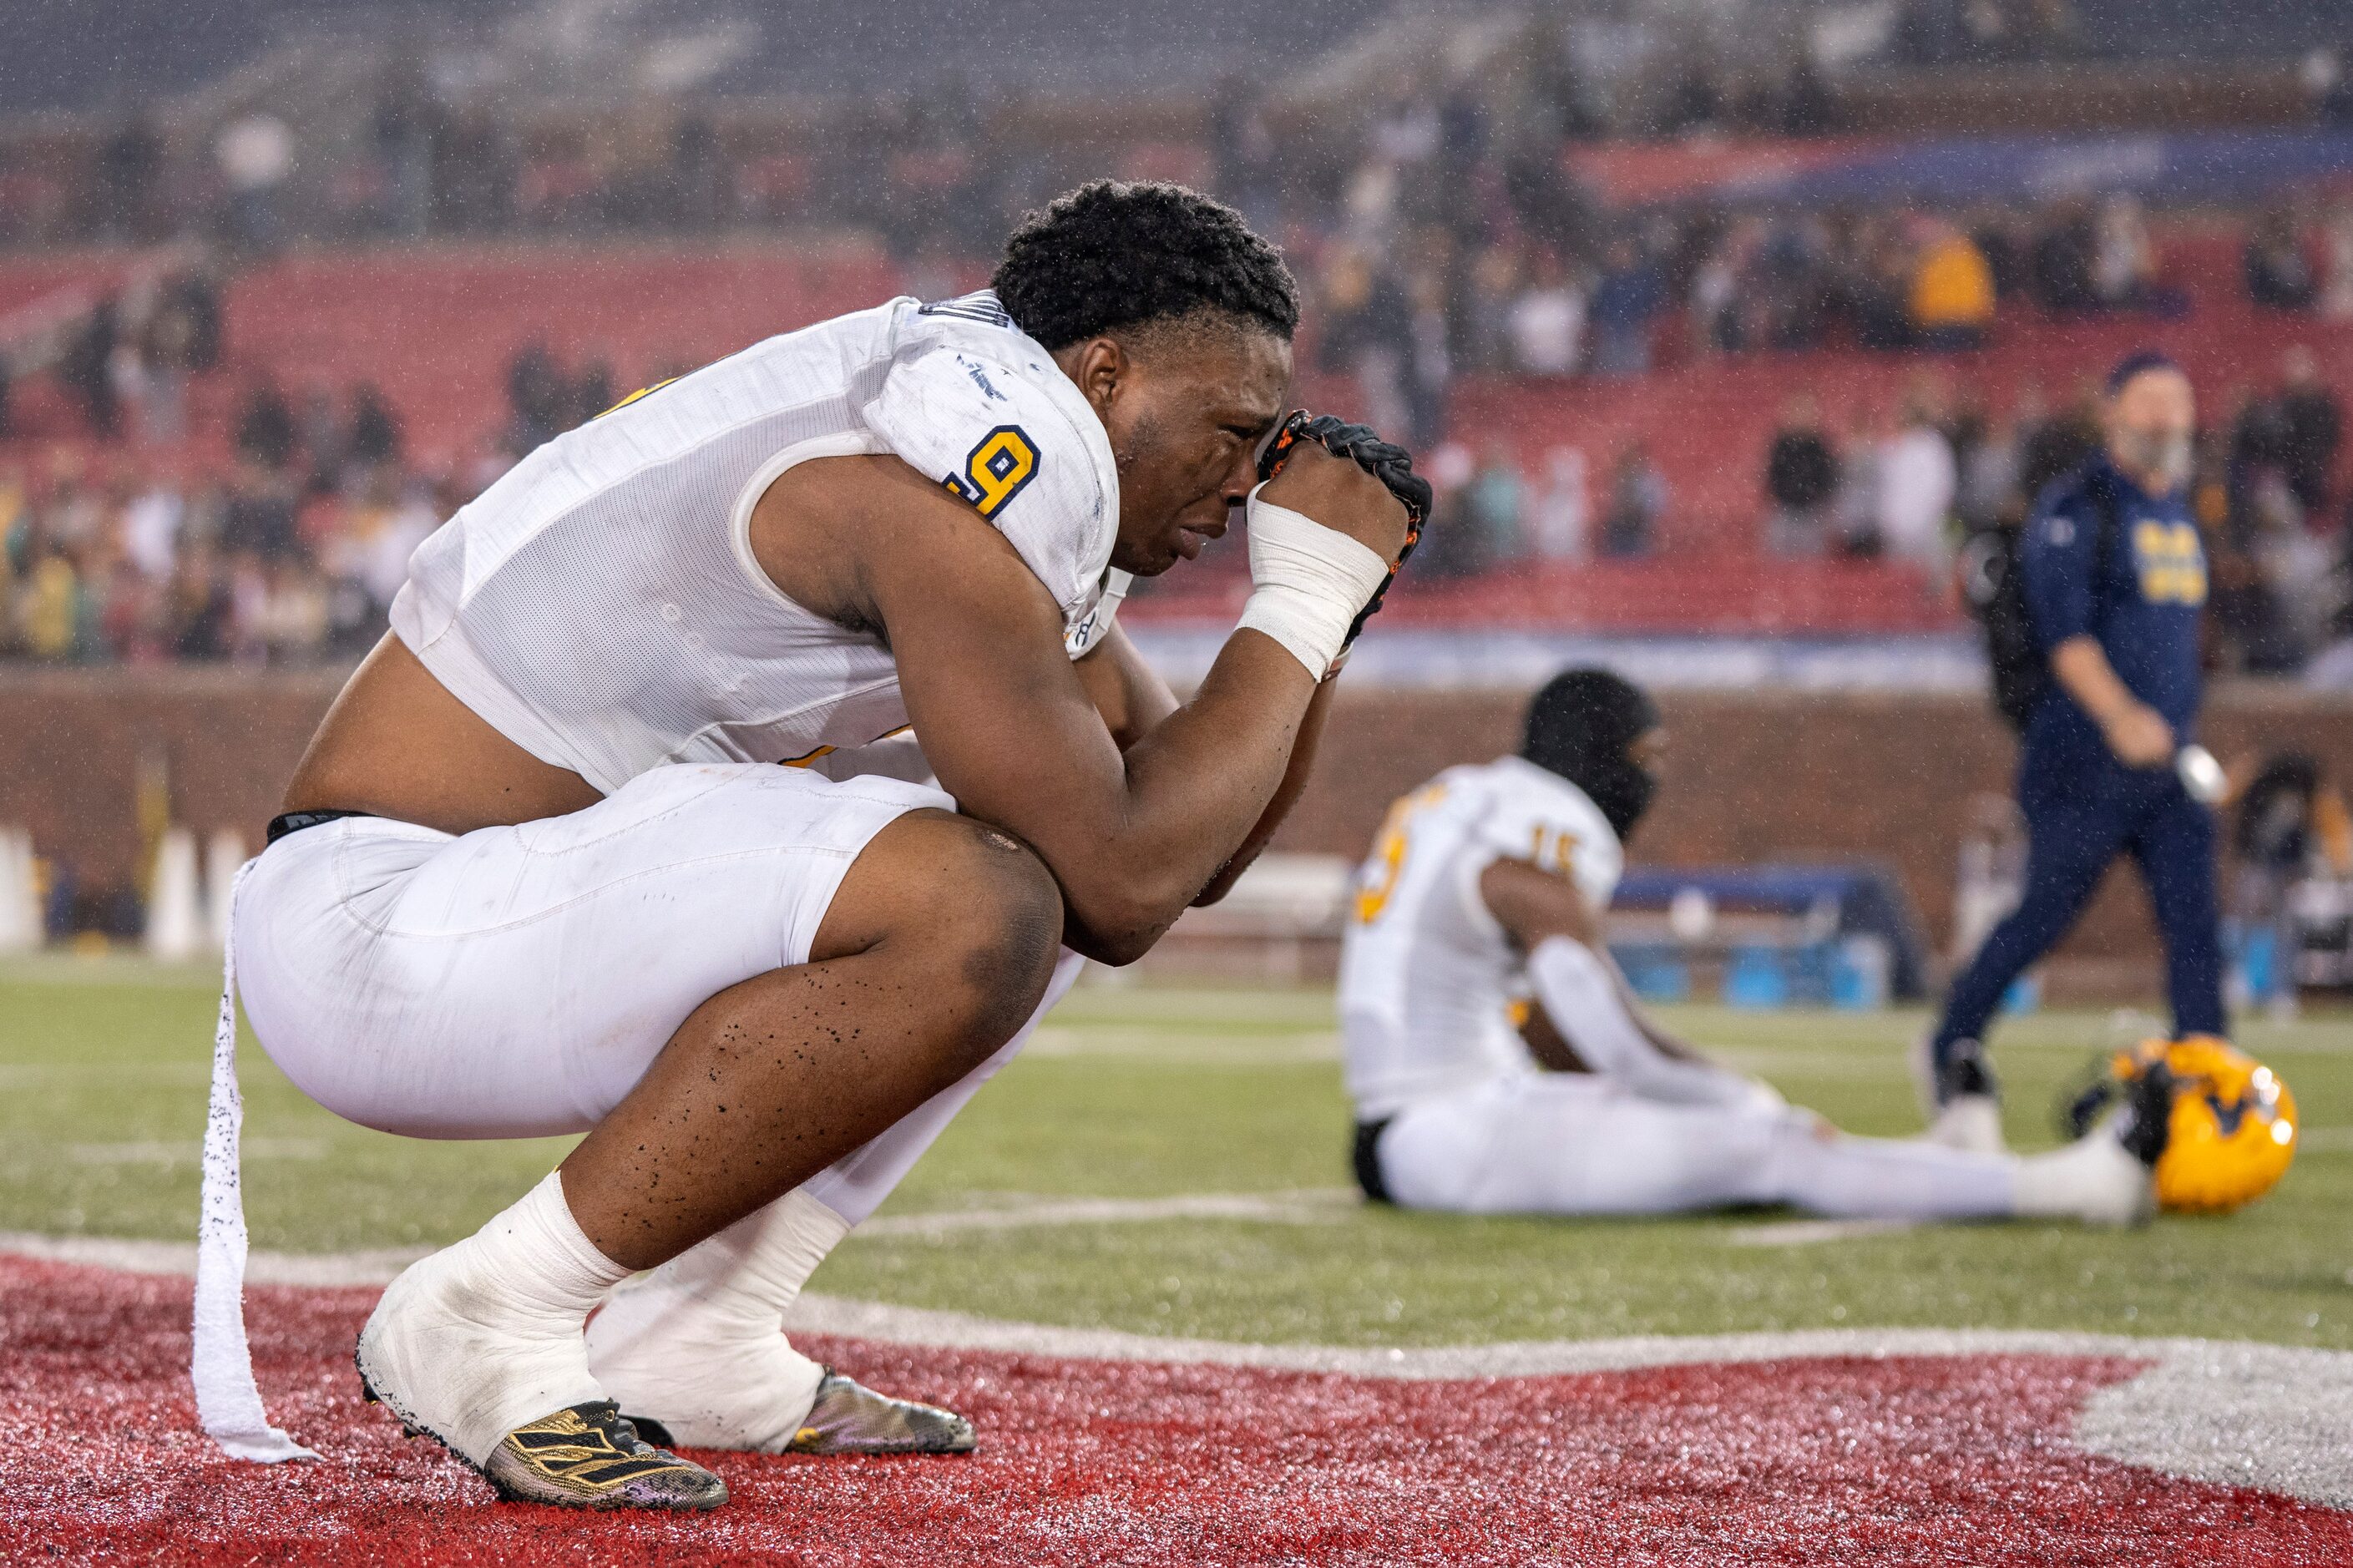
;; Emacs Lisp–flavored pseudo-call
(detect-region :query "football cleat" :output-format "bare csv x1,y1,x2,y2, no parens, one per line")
362,1379,727,1510
636,1368,975,1457
2071,1036,2297,1214
1914,1033,2006,1152
1925,1093,2006,1155
477,1400,727,1510
355,1220,728,1510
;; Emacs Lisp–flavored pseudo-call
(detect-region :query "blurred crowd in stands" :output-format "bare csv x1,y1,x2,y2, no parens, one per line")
1309,124,2353,453
0,377,447,666
13,8,2353,675
1755,350,2353,675
0,331,681,667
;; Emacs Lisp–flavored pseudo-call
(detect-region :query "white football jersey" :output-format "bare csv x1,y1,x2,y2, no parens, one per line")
391,290,1128,795
1338,756,1623,1119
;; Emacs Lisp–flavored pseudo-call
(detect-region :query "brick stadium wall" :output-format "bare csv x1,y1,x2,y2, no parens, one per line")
8,669,2350,985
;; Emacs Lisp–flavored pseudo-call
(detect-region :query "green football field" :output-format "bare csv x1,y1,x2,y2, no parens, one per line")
3,953,2347,1350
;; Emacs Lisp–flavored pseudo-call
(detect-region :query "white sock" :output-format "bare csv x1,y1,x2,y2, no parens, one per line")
358,1171,631,1464
584,1187,850,1451
2011,1125,2152,1226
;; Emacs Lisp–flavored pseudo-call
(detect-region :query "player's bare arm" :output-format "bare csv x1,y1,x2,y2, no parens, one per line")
1072,622,1180,751
751,438,1405,963
1069,616,1343,907
1478,855,1731,1078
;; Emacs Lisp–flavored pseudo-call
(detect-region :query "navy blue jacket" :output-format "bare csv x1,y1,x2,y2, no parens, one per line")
2018,453,2206,776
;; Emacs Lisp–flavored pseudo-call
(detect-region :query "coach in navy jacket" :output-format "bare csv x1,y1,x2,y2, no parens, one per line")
1924,352,2224,1142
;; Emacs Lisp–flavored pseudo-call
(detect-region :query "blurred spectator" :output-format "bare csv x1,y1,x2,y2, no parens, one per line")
2322,206,2353,320
2029,201,2097,312
572,357,615,427
1586,240,1663,378
1208,78,1282,235
2276,346,2343,513
1457,246,1522,373
1763,395,1840,556
1317,248,1414,441
348,382,403,472
297,385,346,497
505,340,569,453
161,266,224,371
58,296,121,438
372,58,440,239
2090,195,2161,311
1868,397,1957,572
1908,220,1995,351
1779,58,1844,137
95,115,164,241
2246,211,2319,311
1956,387,2027,529
1507,252,1585,376
14,545,87,660
1404,271,1452,451
1526,448,1589,561
2016,380,2101,503
1598,443,1667,558
219,461,298,560
119,478,182,582
235,378,300,472
216,111,295,253
1464,446,1525,564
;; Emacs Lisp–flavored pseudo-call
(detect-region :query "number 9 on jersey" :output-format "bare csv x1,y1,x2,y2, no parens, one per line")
944,425,1040,518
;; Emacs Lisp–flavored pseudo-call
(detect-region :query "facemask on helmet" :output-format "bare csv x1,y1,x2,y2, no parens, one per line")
1520,668,1661,842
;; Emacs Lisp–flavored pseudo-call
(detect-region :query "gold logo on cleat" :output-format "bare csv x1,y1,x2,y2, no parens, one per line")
483,1403,729,1509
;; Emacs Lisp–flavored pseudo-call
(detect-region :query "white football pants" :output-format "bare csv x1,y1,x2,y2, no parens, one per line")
234,760,1072,1224
1376,1070,2016,1219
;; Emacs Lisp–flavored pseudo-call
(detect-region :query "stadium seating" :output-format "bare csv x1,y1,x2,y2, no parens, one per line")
3,228,2345,636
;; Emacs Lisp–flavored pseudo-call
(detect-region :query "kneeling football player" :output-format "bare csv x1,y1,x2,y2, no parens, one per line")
215,184,1424,1508
1341,669,2170,1224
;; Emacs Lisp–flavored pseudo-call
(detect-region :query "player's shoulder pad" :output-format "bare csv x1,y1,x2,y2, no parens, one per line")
864,306,1118,620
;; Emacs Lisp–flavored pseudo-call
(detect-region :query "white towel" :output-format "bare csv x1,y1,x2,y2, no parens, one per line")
191,858,318,1463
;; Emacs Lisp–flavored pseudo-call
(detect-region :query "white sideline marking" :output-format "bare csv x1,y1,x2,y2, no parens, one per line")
4,1232,2349,1509
1025,1026,1341,1064
0,1232,428,1287
1725,1217,1920,1247
2293,1125,2353,1152
63,1137,330,1166
855,1189,1358,1238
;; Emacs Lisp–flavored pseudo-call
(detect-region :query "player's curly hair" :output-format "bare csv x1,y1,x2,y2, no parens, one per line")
991,180,1300,350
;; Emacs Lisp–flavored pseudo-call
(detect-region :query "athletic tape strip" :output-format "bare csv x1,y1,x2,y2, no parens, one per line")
1236,487,1392,680
191,857,318,1463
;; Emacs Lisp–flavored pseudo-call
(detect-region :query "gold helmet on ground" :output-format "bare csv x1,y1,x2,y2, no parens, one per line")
2108,1036,2298,1214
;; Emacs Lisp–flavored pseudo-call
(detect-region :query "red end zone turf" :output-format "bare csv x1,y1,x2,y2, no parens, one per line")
3,1256,2346,1566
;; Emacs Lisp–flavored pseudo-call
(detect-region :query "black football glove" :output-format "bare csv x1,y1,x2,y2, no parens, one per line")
1257,411,1430,650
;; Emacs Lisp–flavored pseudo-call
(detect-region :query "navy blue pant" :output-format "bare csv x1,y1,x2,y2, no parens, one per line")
1934,756,2226,1060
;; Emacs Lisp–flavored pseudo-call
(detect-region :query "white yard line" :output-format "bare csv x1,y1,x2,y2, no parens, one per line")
0,1231,429,1286
855,1189,1358,1237
60,1137,331,1166
1725,1216,1921,1246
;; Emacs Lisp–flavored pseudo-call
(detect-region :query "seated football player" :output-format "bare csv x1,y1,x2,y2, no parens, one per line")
1340,668,2171,1224
208,183,1426,1509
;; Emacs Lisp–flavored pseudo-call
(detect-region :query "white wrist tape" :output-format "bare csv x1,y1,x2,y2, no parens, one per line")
1235,483,1391,679
1527,936,1765,1108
